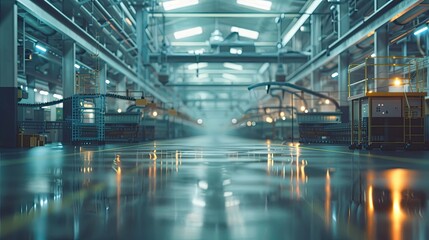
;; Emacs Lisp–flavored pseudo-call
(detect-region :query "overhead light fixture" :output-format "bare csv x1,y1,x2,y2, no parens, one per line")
414,25,428,36
282,0,322,46
53,94,63,99
125,18,133,26
331,72,338,78
196,73,209,79
188,62,208,70
231,26,259,39
105,79,111,84
371,53,376,57
35,44,47,53
74,64,81,69
39,90,49,95
197,119,203,124
222,73,237,80
223,62,243,71
188,48,205,55
230,47,243,55
163,0,199,11
174,27,203,39
120,2,136,26
236,0,272,11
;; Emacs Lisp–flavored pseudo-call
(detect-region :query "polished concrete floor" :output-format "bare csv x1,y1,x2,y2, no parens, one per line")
1,135,429,239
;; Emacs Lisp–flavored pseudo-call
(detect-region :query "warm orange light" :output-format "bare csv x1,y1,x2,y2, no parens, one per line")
368,186,374,212
393,78,401,86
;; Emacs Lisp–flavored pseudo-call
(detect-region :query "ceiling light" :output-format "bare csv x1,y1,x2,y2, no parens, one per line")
125,17,133,26
188,48,205,54
223,62,243,71
163,0,199,11
120,2,136,25
117,108,122,113
196,73,209,79
53,94,63,99
331,72,338,78
222,73,237,80
232,118,237,124
74,64,80,69
231,26,259,39
174,27,203,39
197,119,203,124
282,0,322,46
35,44,47,53
39,90,49,95
237,0,272,11
414,26,428,36
230,47,243,55
371,53,376,57
188,62,208,70
105,79,110,84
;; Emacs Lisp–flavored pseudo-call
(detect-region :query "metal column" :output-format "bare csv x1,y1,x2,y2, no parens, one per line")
99,63,107,95
62,40,76,144
0,0,18,147
311,14,321,109
338,1,350,122
374,0,389,92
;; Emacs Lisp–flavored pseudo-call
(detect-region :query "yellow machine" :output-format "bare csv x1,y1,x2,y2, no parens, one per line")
348,56,427,150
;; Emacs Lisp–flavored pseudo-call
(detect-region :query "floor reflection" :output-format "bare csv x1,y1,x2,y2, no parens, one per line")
1,137,429,239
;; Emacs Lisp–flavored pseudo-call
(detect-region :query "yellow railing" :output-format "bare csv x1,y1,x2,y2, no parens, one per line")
348,56,427,98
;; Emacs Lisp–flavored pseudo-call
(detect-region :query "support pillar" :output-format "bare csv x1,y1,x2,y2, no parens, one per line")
337,1,350,122
374,0,389,92
136,2,150,81
62,40,76,144
99,63,107,95
0,0,18,147
311,14,321,110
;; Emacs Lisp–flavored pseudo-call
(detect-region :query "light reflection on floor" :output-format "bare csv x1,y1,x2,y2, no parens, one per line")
1,136,429,239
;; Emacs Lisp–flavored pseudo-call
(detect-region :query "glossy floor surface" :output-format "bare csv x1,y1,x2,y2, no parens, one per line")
1,136,429,239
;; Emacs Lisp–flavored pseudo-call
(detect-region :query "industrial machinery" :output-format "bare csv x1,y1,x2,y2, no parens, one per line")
348,57,427,150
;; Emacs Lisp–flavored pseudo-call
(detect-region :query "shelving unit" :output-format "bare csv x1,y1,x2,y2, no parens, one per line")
71,94,105,145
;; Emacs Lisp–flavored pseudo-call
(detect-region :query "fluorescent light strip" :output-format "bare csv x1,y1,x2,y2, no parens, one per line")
196,73,209,79
39,90,49,95
53,94,63,99
414,26,428,35
174,27,203,39
163,0,199,11
223,62,243,71
35,44,47,52
188,62,208,70
331,72,338,78
74,64,81,69
230,47,243,55
222,73,238,80
231,26,259,39
120,2,136,26
282,0,322,46
237,0,272,11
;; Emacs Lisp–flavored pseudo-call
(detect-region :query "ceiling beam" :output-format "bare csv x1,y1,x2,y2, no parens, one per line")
150,53,308,63
167,83,252,87
150,12,298,18
287,0,423,84
170,42,277,47
16,0,174,105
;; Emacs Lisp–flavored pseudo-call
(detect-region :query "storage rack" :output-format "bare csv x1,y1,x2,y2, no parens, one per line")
71,94,105,144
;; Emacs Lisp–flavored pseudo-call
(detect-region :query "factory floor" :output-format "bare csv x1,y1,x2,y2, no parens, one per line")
1,135,429,240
